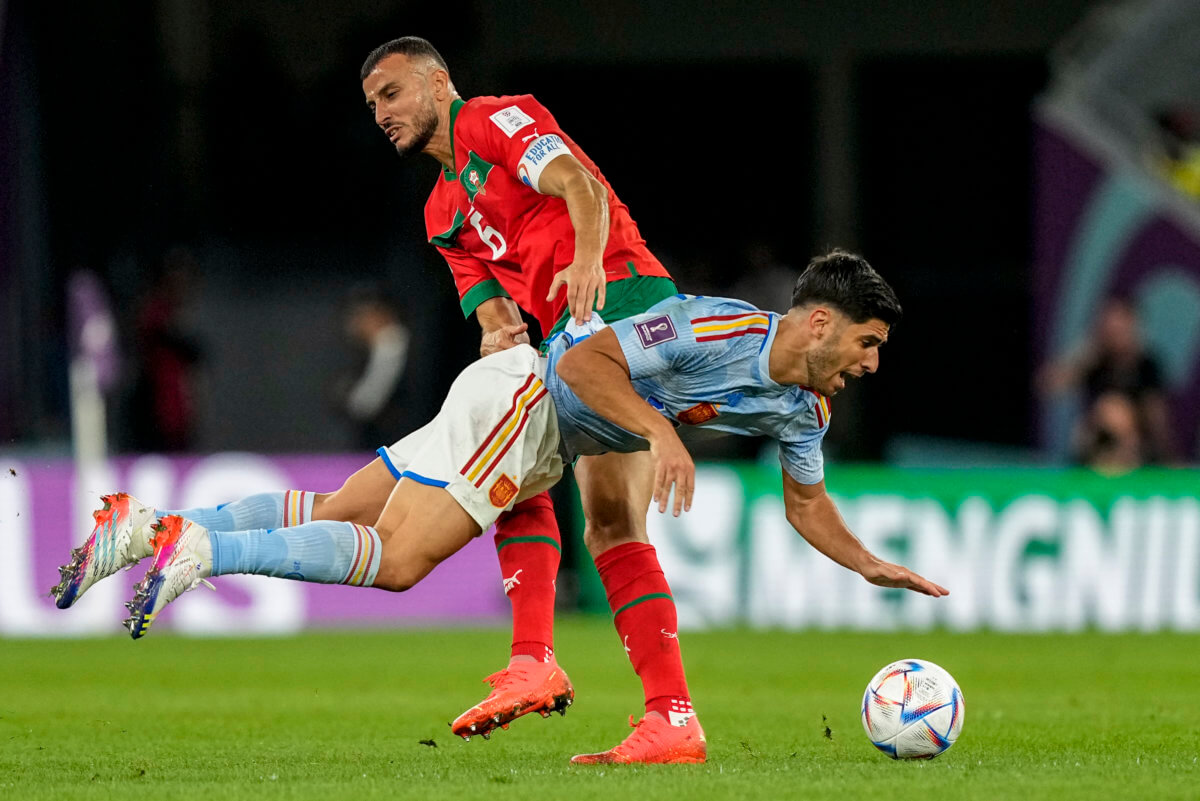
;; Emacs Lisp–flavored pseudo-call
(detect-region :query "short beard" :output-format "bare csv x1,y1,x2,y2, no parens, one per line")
805,340,840,395
394,99,439,158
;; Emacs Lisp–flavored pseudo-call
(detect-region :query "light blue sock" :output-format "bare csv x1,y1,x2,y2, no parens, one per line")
162,490,314,532
209,520,382,586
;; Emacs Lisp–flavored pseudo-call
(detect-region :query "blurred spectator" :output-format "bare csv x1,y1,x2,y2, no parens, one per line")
1039,296,1178,467
1076,392,1144,474
1150,105,1200,201
125,247,206,452
728,241,797,313
336,284,411,451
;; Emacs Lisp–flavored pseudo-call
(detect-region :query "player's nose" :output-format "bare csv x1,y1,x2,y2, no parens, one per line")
862,349,880,374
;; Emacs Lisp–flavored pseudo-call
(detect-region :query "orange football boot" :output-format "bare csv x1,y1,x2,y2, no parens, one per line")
570,714,707,765
451,657,574,740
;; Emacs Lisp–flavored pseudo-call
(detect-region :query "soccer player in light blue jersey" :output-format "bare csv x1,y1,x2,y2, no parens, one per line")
68,250,948,764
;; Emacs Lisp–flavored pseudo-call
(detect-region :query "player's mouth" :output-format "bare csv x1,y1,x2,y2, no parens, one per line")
386,125,403,142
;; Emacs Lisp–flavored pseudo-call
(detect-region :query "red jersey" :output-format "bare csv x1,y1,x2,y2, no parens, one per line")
424,95,670,336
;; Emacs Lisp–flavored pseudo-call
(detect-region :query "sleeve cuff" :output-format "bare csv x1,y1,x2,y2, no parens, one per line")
459,279,512,317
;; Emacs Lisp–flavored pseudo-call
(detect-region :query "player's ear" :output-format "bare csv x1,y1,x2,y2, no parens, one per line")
430,68,452,101
808,306,832,338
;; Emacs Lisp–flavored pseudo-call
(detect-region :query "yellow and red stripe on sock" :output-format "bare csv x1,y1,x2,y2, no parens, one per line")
283,490,309,527
690,312,770,343
341,523,378,586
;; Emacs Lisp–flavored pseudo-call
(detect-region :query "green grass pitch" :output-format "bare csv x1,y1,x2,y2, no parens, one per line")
1,619,1196,800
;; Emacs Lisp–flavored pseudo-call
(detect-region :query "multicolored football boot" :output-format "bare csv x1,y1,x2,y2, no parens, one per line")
570,714,707,765
125,515,215,640
51,493,157,609
450,657,574,740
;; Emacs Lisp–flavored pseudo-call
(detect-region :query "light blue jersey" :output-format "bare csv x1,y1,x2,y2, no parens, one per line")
545,295,831,484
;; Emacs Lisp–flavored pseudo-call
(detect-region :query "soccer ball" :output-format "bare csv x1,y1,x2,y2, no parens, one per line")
861,658,964,759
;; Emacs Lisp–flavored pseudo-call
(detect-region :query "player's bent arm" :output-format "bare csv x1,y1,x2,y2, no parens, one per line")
475,296,530,357
556,328,694,515
781,471,949,598
539,155,610,321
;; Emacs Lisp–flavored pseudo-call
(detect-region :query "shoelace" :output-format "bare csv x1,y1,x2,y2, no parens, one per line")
482,663,535,693
618,715,666,752
188,577,217,593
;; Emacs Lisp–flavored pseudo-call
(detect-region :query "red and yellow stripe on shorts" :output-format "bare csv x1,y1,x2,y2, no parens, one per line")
460,373,549,488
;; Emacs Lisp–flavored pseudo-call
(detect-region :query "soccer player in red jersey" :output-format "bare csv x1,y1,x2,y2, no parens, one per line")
358,37,701,762
52,34,698,764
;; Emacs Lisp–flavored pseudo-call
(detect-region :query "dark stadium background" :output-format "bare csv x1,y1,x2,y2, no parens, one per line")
0,0,1093,459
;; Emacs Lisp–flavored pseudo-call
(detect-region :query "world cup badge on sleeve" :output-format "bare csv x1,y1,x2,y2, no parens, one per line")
635,316,677,348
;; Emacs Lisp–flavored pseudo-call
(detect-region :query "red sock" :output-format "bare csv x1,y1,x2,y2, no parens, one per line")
595,542,692,723
494,492,560,662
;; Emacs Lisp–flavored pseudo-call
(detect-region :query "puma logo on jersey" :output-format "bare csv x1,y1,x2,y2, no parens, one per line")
503,569,523,594
623,635,632,655
661,629,678,639
521,127,540,143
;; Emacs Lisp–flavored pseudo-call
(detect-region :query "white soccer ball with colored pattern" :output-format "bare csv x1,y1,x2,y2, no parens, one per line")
861,658,964,759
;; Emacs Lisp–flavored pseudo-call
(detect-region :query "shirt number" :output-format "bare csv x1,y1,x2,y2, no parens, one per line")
469,211,507,259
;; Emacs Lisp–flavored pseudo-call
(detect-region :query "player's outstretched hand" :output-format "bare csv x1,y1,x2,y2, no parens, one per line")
546,260,606,323
481,323,530,357
861,559,949,598
648,432,694,517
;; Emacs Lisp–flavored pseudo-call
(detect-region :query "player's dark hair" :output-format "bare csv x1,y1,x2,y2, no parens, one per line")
360,37,449,81
790,250,903,325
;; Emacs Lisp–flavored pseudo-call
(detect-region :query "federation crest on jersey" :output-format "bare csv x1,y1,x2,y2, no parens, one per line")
677,402,719,425
489,474,519,508
635,315,677,348
459,152,494,202
467,168,487,197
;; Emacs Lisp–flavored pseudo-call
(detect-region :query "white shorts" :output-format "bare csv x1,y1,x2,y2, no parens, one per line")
378,345,563,532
